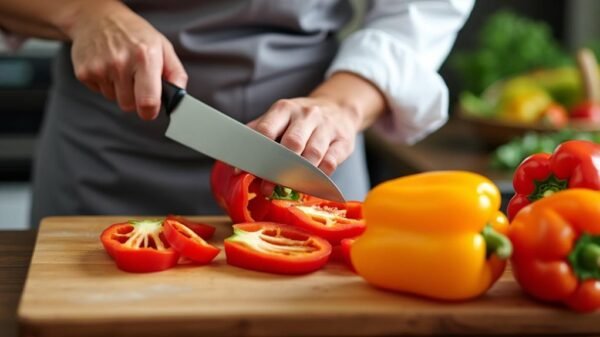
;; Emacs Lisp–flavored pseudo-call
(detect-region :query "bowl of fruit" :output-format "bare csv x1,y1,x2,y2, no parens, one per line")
458,49,600,147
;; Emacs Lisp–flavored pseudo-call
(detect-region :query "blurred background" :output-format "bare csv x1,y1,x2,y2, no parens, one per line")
1,0,599,229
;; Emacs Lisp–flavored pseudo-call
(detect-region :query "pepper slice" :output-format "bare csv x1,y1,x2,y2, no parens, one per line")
100,219,179,273
224,222,332,275
507,140,600,220
509,189,600,312
163,219,220,265
166,214,216,240
276,200,365,245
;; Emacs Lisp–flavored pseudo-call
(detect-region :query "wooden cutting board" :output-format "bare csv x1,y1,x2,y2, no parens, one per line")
18,216,600,337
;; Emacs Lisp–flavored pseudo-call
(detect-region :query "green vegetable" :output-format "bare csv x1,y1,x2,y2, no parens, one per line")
451,11,571,95
491,130,600,171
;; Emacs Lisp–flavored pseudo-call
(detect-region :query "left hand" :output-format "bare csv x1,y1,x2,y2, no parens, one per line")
248,96,360,176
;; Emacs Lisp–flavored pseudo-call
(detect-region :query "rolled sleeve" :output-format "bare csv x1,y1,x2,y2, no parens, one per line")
326,0,474,144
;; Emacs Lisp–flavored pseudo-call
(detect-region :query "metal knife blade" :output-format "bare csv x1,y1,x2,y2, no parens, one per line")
161,81,346,202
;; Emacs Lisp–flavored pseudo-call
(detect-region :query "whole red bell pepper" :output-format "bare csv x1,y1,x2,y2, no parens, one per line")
509,189,600,312
210,161,272,223
507,140,600,221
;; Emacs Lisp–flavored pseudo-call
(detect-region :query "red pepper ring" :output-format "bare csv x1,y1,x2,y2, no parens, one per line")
100,220,179,273
283,200,366,245
163,219,220,265
508,140,600,221
166,214,216,240
224,222,332,275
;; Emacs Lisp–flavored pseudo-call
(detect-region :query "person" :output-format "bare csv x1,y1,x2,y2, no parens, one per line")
0,0,474,227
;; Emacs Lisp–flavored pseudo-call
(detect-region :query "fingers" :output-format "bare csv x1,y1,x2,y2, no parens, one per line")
251,98,356,175
133,44,163,120
114,75,136,112
98,81,116,101
162,38,188,88
319,139,354,176
302,127,330,166
70,12,186,120
250,100,294,140
279,104,321,154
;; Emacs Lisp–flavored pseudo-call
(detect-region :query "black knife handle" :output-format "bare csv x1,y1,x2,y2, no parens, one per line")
161,80,186,115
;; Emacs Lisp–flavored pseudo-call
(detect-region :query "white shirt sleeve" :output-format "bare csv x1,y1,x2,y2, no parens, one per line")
326,0,474,144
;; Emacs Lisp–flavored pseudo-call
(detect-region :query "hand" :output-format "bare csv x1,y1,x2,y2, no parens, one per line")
248,97,361,176
67,2,187,120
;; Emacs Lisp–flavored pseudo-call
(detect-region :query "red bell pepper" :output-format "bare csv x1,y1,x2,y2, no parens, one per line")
509,189,600,312
270,200,365,245
210,161,271,223
211,161,321,223
330,238,356,271
100,220,179,273
166,214,216,240
570,101,600,124
163,219,220,264
224,222,332,275
507,140,600,221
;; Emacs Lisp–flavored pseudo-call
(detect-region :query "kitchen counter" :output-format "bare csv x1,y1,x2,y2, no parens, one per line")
0,230,35,337
8,218,600,337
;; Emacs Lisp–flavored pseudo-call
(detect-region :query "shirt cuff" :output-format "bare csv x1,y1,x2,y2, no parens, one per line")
326,28,449,144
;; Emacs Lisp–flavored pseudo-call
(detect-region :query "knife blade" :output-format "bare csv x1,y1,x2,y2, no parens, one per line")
161,80,346,202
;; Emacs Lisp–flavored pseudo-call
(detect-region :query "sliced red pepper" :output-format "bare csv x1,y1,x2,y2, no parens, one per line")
210,161,272,223
163,219,220,264
507,140,600,220
274,200,365,245
166,214,216,240
224,222,332,275
100,220,179,273
330,238,356,271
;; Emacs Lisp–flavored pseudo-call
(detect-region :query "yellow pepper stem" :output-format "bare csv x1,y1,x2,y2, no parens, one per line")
482,225,512,260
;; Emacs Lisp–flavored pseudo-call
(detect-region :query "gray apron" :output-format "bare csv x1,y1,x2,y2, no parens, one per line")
30,0,370,226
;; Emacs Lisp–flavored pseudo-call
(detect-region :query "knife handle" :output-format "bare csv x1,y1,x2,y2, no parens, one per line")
161,80,186,115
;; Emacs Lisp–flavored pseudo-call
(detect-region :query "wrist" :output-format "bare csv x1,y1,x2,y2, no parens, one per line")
55,1,126,40
310,71,386,131
311,93,364,132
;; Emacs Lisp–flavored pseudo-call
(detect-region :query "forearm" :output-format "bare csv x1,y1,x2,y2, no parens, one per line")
0,0,124,40
310,71,386,131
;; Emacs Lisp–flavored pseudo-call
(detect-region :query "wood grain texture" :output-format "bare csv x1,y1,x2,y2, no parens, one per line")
18,216,600,337
0,231,35,337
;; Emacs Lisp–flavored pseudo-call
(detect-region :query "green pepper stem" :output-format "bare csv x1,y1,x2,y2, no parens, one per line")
567,234,600,281
580,243,600,272
482,225,512,260
271,185,300,201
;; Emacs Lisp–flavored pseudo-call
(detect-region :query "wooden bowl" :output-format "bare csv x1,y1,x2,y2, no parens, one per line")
456,106,599,148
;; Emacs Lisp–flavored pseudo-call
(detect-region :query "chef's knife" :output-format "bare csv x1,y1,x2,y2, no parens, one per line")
161,80,346,202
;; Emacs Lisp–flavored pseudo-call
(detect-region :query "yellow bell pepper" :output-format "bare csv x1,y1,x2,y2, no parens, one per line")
351,171,512,301
496,78,553,123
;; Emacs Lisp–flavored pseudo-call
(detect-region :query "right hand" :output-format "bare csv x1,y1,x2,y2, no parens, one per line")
67,2,188,120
